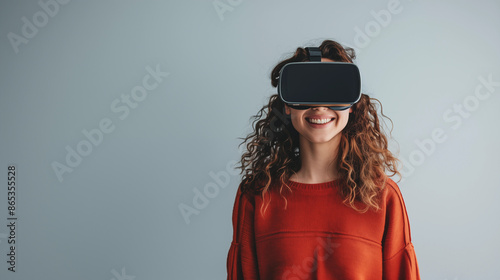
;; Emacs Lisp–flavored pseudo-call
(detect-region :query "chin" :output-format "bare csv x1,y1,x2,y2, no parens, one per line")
303,133,341,144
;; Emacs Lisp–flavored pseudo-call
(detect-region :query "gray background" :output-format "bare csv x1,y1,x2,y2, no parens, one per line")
1,0,499,279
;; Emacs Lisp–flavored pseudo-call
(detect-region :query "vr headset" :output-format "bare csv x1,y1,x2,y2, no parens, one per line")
278,47,362,111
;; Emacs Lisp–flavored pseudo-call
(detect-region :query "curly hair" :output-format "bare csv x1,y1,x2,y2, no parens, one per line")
235,39,401,215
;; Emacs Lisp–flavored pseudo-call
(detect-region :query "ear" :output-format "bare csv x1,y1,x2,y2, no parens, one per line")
349,107,353,113
284,104,291,115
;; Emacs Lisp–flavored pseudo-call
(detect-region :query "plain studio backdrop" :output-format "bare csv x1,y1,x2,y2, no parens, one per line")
0,0,499,279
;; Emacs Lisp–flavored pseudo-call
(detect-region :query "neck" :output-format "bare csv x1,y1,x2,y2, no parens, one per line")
291,133,342,184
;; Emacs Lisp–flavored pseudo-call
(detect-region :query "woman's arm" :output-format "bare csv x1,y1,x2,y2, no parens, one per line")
382,179,421,280
227,185,260,279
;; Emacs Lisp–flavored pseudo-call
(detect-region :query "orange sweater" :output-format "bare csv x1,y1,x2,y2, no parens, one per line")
226,177,421,280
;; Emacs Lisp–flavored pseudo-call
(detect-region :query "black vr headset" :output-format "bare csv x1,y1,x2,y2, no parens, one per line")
278,47,362,111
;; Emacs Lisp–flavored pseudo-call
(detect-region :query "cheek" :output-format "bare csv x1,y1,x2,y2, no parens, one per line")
290,115,303,129
337,112,350,127
289,112,304,123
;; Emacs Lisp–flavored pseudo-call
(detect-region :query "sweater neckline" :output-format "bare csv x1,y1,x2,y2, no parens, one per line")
286,178,340,190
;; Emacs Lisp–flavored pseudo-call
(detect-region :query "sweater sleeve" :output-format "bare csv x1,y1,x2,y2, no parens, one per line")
382,180,421,280
226,186,260,280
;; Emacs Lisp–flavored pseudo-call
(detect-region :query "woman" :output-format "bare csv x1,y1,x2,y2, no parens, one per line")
226,39,421,280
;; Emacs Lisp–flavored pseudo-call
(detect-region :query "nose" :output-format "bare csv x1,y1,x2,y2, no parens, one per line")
311,106,329,110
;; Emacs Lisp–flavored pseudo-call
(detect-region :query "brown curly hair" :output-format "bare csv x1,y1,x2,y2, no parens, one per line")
235,39,401,215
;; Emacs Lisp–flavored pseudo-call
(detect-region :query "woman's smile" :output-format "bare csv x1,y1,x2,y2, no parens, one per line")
305,117,336,128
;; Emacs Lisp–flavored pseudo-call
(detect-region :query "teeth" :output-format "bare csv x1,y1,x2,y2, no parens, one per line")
307,118,332,124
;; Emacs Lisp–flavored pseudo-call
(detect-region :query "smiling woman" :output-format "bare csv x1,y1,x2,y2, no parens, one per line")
226,39,421,279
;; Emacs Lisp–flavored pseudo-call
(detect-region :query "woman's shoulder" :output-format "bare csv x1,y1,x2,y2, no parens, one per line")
380,177,413,221
378,177,412,211
234,178,282,207
234,180,258,204
381,177,404,198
